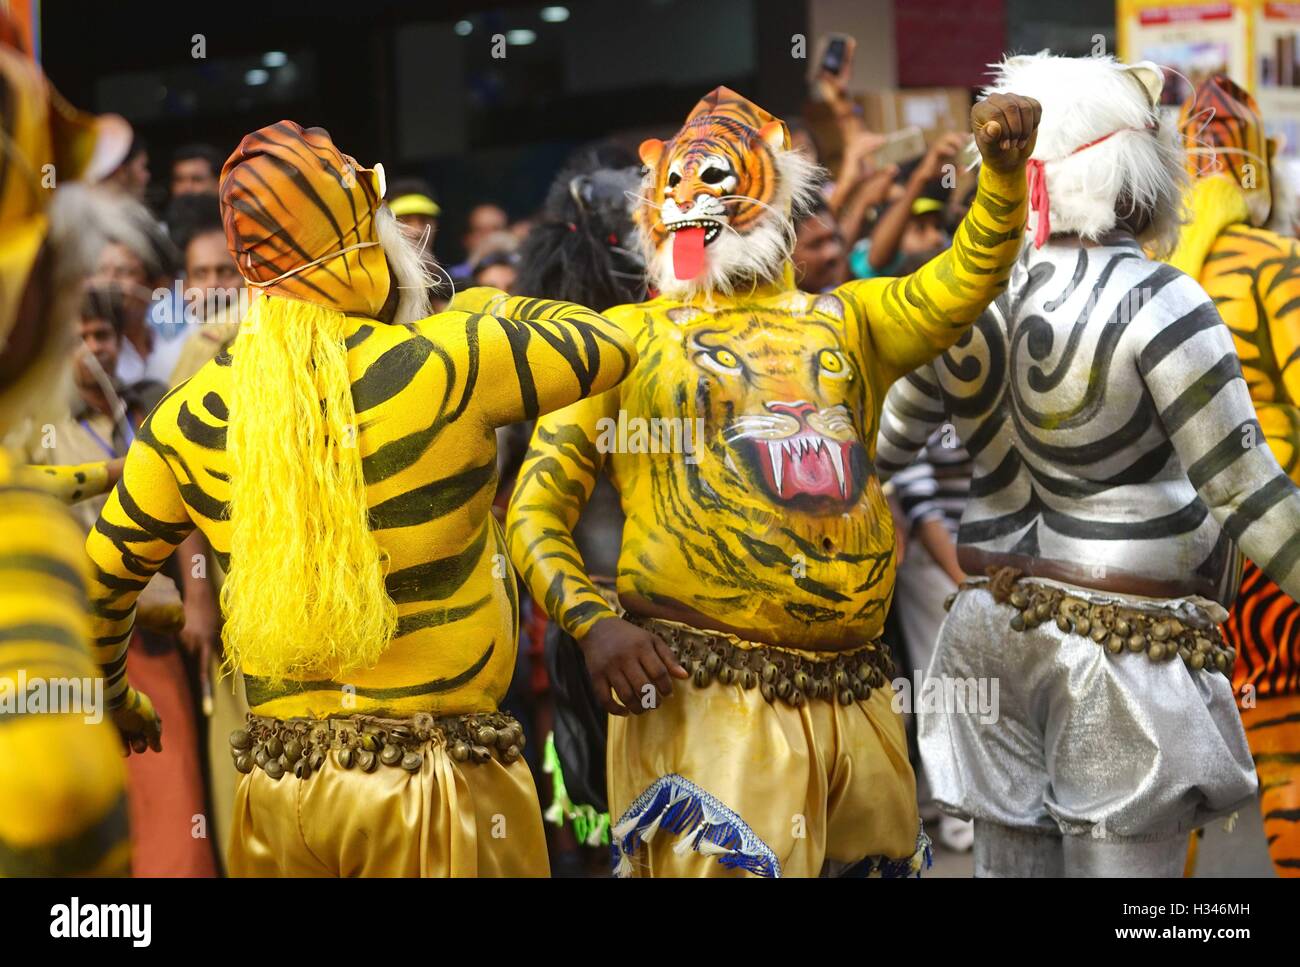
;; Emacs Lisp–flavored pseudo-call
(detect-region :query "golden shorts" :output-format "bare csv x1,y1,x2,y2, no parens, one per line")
607,618,926,878
227,716,548,877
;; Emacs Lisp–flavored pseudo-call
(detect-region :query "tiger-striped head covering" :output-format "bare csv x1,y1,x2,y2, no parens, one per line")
0,18,130,354
1179,74,1273,228
220,121,391,318
635,86,819,299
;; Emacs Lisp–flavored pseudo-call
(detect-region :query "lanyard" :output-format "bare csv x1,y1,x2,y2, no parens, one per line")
79,411,135,459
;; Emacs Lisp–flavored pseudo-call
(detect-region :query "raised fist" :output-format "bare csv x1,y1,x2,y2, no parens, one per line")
971,93,1042,173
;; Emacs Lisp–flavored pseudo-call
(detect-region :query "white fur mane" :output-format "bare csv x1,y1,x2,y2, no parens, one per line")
985,52,1187,256
640,145,822,299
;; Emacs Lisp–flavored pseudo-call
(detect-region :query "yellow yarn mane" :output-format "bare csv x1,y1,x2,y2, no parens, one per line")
220,294,396,683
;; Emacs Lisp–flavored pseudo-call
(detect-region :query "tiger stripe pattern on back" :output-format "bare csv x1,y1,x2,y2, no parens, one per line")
84,289,634,719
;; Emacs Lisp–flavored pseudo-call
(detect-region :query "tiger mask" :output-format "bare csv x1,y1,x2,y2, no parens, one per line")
636,87,820,300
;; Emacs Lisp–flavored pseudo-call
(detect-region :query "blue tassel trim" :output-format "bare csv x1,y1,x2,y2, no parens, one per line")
609,774,781,878
838,823,934,878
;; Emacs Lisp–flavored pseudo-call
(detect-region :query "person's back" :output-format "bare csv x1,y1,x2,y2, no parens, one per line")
884,232,1254,605
84,121,635,877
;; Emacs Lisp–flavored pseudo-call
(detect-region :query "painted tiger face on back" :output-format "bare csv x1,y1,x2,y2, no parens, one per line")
636,87,819,299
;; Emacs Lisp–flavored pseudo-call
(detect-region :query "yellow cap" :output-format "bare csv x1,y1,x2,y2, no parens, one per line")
911,197,944,217
389,193,441,219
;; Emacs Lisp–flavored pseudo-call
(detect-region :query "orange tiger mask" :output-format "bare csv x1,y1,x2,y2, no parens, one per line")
635,86,819,298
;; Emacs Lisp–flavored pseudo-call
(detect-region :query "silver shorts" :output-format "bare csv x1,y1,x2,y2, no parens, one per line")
918,583,1257,840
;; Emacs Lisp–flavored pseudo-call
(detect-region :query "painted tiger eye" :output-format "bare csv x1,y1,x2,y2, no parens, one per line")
229,729,252,751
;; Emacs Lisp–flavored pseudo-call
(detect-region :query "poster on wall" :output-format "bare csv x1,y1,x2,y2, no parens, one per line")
1118,1,1251,105
1255,3,1300,156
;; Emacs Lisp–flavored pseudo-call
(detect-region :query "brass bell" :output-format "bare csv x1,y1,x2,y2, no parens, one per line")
789,689,805,707
451,741,470,762
1115,619,1131,637
309,750,326,771
1151,622,1170,641
1126,634,1145,653
264,758,285,781
266,737,284,759
692,666,711,688
1034,602,1050,621
255,747,270,769
360,733,379,752
1195,637,1213,653
1178,646,1192,662
1009,591,1028,609
357,750,378,773
502,745,521,763
1091,626,1108,643
1214,652,1228,672
704,652,720,673
476,726,498,747
838,688,854,706
761,662,779,683
401,752,423,772
1148,642,1165,662
1010,614,1025,632
230,729,252,751
776,678,792,699
718,666,736,686
741,670,757,689
496,727,516,750
760,682,776,703
391,725,414,740
294,758,311,780
834,670,849,689
284,739,303,763
380,744,403,767
338,747,355,769
234,753,254,774
471,745,492,764
1076,617,1091,636
1056,615,1071,633
1106,635,1124,654
793,671,811,692
1190,652,1206,671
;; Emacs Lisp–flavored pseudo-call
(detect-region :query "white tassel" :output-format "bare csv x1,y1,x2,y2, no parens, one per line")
613,850,634,878
673,824,702,856
611,811,642,842
638,809,665,844
1221,811,1239,834
698,835,736,857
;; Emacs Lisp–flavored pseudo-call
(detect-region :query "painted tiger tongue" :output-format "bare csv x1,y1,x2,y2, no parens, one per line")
672,226,707,280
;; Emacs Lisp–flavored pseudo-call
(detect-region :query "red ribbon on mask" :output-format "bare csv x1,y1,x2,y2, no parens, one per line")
1024,123,1158,248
